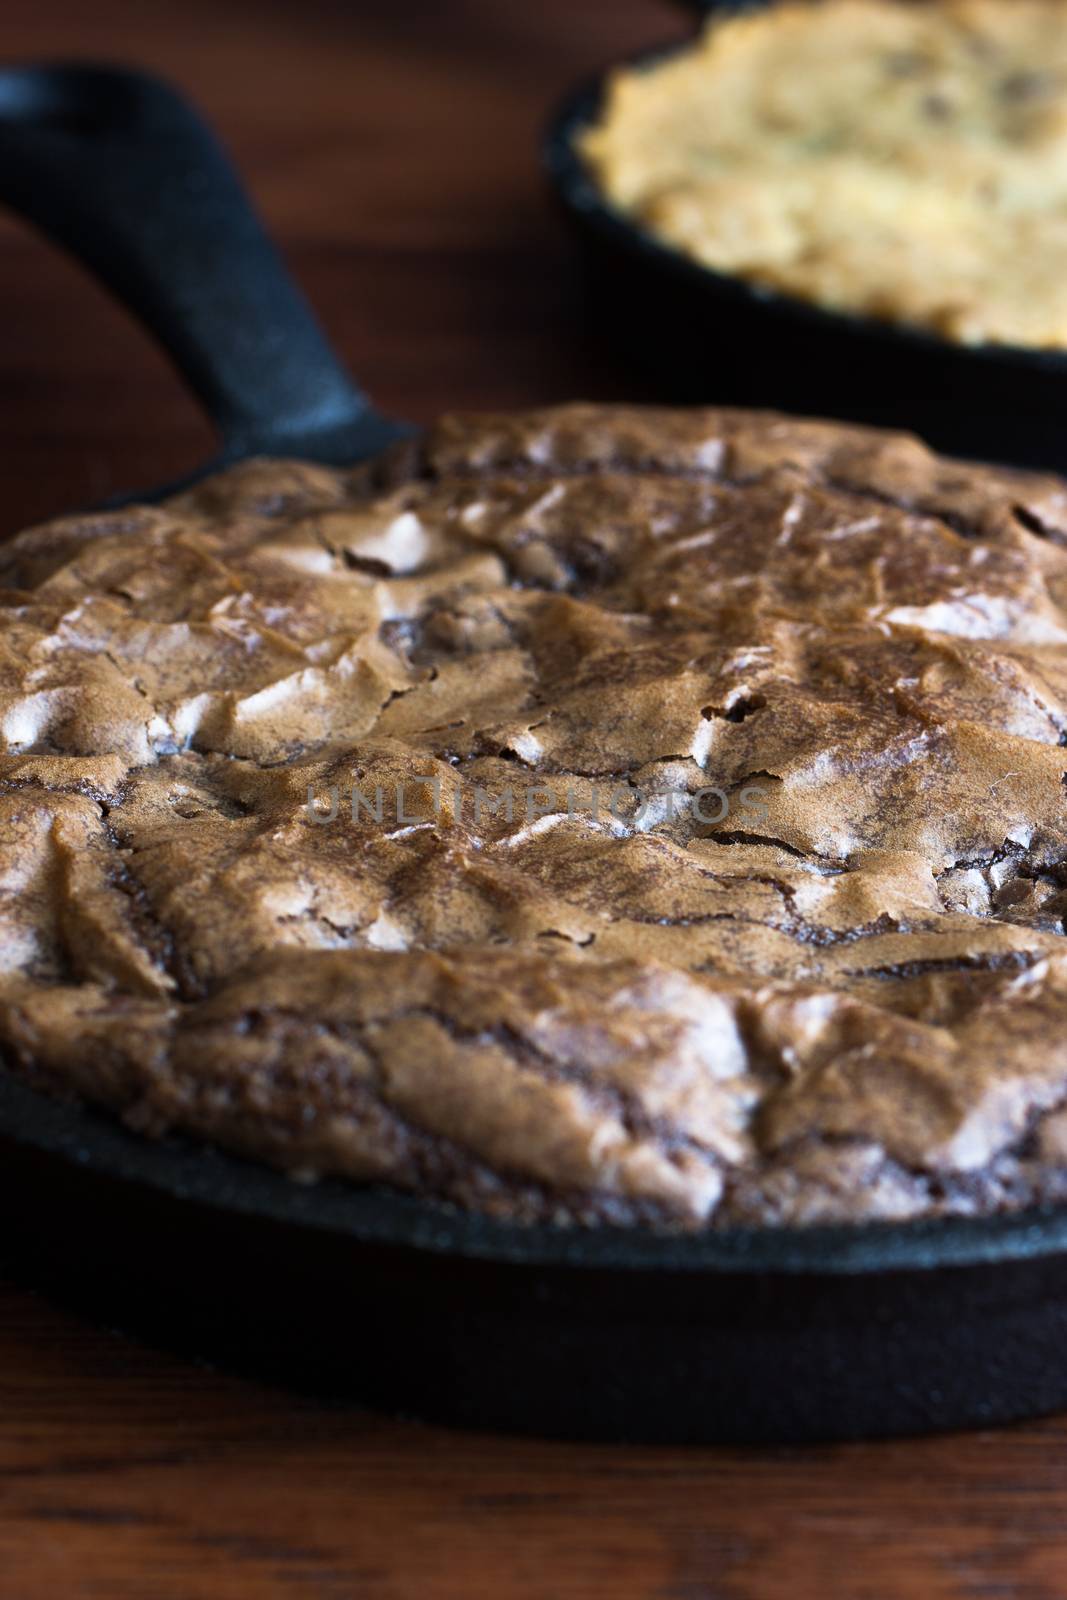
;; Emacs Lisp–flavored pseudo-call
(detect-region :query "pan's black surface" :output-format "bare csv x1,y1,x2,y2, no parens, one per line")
8,1068,1067,1444
2,60,1067,1443
544,27,1067,473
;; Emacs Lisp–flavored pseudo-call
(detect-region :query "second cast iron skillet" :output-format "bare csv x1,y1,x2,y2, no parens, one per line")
1,62,1067,1445
545,2,1067,473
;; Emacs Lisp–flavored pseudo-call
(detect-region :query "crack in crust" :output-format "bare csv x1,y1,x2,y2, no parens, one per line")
1,404,1067,1228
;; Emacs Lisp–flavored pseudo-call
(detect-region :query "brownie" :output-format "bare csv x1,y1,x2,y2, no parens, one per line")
2,404,1067,1228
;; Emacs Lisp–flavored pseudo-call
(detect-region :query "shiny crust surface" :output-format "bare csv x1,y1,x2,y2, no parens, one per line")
2,404,1067,1228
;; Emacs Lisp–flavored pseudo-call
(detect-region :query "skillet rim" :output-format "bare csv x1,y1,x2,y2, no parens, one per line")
6,1065,1067,1278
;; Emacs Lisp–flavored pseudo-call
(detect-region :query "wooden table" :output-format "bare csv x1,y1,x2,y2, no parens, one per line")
1,2,1065,1595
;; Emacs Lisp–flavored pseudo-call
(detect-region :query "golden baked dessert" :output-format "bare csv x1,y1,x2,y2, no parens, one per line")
3,404,1067,1229
580,0,1067,349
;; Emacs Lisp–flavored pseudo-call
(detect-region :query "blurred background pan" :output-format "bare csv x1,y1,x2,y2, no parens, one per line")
2,61,1067,1447
545,0,1067,473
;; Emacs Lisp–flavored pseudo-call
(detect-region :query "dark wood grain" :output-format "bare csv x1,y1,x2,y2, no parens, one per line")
0,1,1065,1596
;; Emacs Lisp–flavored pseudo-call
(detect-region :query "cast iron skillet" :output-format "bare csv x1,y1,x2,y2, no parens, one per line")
1,62,1067,1445
545,1,1067,473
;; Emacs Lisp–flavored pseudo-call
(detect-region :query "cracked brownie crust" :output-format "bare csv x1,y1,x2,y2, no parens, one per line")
3,404,1067,1228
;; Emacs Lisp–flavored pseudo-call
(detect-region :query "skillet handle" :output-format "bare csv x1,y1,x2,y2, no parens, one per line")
0,63,394,463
